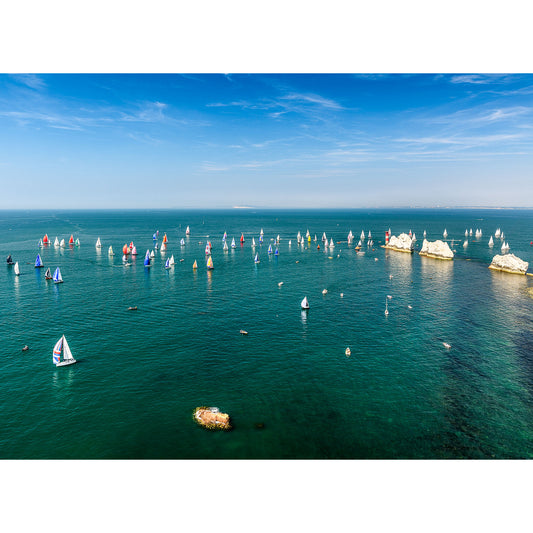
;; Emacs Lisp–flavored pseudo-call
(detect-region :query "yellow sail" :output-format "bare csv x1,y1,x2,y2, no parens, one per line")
192,260,198,269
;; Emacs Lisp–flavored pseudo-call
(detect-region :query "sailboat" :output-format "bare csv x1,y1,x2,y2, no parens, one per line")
54,237,60,247
108,246,114,256
268,244,273,254
222,231,227,242
260,228,264,236
68,235,74,245
206,256,214,270
488,236,494,247
465,229,468,237
165,258,171,269
38,238,43,247
45,267,52,280
252,237,256,247
231,237,236,248
385,299,389,316
75,238,80,246
52,335,76,367
463,240,468,247
240,233,245,244
131,245,137,255
259,234,263,243
423,230,427,238
6,254,14,265
95,237,102,248
43,234,49,245
274,248,279,256
322,232,327,242
301,296,309,310
53,267,63,283
60,238,66,248
443,229,448,238
368,230,372,239
144,251,151,267
169,255,175,266
329,238,335,248
495,228,501,238
192,260,198,270
223,240,228,251
206,244,212,255
163,233,168,244
180,238,185,246
186,226,190,235
288,240,292,246
161,243,167,251
469,229,473,236
153,233,157,241
14,262,20,276
154,242,159,250
360,230,365,240
150,250,155,258
254,253,260,263
35,254,44,268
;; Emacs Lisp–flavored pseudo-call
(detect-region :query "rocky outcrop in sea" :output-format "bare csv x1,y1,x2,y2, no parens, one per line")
489,253,529,275
419,239,454,260
383,233,414,253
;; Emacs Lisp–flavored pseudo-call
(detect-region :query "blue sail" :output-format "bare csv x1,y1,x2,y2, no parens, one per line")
275,248,279,256
144,255,150,266
259,235,263,243
268,244,272,254
153,233,157,240
254,253,259,263
35,254,43,267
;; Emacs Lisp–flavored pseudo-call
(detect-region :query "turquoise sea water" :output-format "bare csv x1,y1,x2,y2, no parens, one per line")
1,209,533,459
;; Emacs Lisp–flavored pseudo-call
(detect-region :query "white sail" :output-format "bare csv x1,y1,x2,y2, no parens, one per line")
108,246,114,256
488,236,494,247
14,262,20,275
54,237,60,247
186,226,190,235
329,238,334,248
260,228,264,235
360,230,365,240
60,238,65,247
252,237,256,247
223,241,228,251
469,228,473,236
301,296,309,309
169,255,175,265
231,238,236,248
443,229,448,238
53,267,63,282
463,240,468,247
150,250,155,258
495,228,501,238
96,237,102,248
62,336,74,361
368,230,372,238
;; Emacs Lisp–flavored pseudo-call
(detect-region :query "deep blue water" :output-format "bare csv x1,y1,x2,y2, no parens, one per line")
1,208,533,458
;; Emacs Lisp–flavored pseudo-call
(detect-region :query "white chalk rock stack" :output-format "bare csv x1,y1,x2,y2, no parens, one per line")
489,253,529,274
384,233,414,253
419,239,454,260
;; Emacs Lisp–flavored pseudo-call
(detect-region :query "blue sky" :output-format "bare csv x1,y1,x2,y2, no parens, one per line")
1,73,533,209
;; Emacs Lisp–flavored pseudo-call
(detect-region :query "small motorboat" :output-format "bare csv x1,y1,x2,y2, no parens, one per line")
128,306,138,311
345,347,351,356
322,289,328,295
443,342,451,349
22,345,29,352
239,330,248,335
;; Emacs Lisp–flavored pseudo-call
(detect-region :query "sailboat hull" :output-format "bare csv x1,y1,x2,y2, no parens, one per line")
56,359,77,367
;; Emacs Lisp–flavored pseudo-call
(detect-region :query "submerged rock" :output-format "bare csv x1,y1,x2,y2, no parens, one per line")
383,233,414,253
193,407,231,430
489,253,529,275
419,239,454,260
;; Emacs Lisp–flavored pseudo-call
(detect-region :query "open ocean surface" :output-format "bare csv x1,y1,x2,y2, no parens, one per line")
1,208,533,459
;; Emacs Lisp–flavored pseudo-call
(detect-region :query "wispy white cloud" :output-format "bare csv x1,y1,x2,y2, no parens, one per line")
9,74,46,90
449,74,514,85
120,101,167,122
281,92,343,110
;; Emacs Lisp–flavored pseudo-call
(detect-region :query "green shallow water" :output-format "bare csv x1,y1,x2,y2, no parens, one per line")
1,208,533,459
